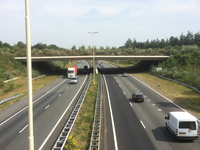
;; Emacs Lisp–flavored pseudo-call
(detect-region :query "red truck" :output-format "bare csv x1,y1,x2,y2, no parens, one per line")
67,66,77,78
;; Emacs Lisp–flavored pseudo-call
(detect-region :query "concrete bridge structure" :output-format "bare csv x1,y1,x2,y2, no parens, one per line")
14,55,169,62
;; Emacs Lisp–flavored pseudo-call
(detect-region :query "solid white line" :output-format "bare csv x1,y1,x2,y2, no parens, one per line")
140,121,146,129
38,75,88,150
0,79,68,126
19,124,28,133
45,105,50,109
103,75,118,150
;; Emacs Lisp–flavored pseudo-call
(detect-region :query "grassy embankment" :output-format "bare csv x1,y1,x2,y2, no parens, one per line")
64,74,99,150
0,61,76,110
106,61,200,118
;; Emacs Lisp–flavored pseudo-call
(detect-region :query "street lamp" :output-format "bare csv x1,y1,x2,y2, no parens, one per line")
88,32,98,85
25,0,34,150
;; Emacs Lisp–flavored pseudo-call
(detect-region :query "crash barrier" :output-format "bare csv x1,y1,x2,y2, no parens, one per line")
52,73,92,150
0,94,23,105
89,75,102,150
147,71,200,94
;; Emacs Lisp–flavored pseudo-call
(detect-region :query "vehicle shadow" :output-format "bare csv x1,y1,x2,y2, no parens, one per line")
152,127,195,143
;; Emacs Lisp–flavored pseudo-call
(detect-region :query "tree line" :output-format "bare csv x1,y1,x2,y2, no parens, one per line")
123,31,200,49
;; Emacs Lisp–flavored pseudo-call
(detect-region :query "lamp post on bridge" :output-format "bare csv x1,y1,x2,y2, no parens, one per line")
88,32,98,85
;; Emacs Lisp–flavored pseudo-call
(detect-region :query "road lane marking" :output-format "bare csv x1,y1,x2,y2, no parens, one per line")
39,75,88,150
58,94,61,97
103,75,118,150
123,92,126,95
147,99,151,101
140,121,146,129
130,102,133,106
19,124,28,133
45,105,50,109
0,78,68,126
158,109,162,111
152,104,155,106
66,87,69,89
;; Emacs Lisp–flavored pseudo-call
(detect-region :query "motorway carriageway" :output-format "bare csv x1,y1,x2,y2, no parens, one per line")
99,61,200,150
0,61,89,150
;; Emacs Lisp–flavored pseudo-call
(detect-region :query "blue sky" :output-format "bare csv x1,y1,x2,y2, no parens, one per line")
0,0,200,49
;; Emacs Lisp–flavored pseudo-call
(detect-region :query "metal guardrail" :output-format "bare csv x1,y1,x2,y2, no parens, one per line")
89,75,102,150
0,94,23,104
146,71,200,93
52,73,92,150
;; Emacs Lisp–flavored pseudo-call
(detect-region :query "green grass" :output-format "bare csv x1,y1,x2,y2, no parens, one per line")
65,74,99,150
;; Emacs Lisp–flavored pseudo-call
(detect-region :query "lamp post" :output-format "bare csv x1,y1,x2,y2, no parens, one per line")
88,32,98,85
25,0,34,150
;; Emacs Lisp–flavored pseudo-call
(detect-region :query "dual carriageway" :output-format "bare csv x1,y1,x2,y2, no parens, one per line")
0,59,200,150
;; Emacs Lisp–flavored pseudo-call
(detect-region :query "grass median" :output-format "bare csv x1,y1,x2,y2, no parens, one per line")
64,74,99,150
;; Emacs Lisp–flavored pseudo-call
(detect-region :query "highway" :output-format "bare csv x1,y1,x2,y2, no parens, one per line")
99,61,200,150
0,61,89,150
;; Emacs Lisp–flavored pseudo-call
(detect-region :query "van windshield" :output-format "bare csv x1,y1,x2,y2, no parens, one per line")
179,121,196,130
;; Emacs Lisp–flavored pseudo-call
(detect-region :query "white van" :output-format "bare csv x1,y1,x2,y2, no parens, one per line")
165,111,198,140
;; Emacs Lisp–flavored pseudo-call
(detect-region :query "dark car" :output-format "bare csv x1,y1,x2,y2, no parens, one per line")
132,93,144,102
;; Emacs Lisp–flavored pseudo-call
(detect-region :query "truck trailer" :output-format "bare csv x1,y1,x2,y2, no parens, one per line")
67,66,77,78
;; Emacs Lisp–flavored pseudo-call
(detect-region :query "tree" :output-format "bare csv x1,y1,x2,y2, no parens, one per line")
32,43,47,50
0,41,3,48
48,44,58,50
17,41,26,49
71,45,77,50
124,38,132,48
3,42,12,49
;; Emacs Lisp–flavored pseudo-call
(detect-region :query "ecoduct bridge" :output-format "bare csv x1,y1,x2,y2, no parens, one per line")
14,55,169,62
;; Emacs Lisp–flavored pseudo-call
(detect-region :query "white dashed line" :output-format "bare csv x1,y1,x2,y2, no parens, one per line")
58,94,61,97
130,103,133,106
66,87,69,89
19,124,28,133
147,99,151,101
152,104,155,106
123,92,126,95
158,109,162,111
140,121,146,129
45,105,50,109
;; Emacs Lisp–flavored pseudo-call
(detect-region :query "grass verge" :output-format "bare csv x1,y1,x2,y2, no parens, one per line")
0,61,76,110
64,74,99,150
106,61,200,119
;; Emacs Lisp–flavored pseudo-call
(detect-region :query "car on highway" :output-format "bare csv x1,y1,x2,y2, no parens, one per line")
70,77,78,84
122,72,128,77
132,93,144,102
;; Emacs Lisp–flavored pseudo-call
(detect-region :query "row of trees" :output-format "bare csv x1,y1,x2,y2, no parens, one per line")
123,31,200,49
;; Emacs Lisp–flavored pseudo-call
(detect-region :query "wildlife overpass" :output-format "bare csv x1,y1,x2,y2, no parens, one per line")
14,56,169,62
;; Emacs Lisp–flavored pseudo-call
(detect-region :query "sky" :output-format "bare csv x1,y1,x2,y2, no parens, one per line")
0,0,200,49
